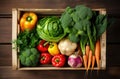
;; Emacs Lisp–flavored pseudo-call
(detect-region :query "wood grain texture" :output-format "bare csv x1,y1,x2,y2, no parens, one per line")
0,18,12,43
107,44,120,67
12,8,18,70
107,18,120,43
0,66,120,79
0,45,12,66
0,0,120,16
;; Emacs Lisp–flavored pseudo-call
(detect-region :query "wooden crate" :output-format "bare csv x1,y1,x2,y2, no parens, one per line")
12,8,106,70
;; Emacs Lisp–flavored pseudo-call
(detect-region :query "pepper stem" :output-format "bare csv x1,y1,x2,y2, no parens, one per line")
26,16,32,22
41,56,45,60
43,41,49,46
49,43,54,48
55,58,60,63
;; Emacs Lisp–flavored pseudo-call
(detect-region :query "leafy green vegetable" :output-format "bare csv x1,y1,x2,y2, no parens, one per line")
60,7,74,33
95,14,107,39
60,5,93,43
19,48,39,67
86,24,95,54
15,28,40,51
60,5,111,55
75,5,93,20
68,28,80,43
37,16,66,42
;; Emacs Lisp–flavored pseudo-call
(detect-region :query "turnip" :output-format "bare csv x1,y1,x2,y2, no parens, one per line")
68,53,82,68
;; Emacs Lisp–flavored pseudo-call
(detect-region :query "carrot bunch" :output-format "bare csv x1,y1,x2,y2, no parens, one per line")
82,40,101,71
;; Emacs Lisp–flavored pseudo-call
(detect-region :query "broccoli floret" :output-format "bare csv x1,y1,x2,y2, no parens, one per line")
19,48,39,67
60,5,93,43
75,5,93,20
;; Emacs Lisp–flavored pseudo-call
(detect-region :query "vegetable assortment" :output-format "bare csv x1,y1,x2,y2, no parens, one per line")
13,5,112,69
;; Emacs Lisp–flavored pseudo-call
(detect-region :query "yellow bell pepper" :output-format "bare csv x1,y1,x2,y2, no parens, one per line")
20,12,37,31
48,42,60,56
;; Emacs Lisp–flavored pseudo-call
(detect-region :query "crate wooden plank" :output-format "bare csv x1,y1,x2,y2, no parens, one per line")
12,8,18,70
18,67,101,70
18,8,64,14
100,9,107,69
12,8,106,70
100,31,106,69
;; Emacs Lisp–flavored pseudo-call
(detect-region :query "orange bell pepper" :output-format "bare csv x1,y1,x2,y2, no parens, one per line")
20,12,37,31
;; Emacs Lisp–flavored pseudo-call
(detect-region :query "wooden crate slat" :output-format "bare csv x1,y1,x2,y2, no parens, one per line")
18,67,102,70
12,8,18,70
100,9,107,69
100,31,106,69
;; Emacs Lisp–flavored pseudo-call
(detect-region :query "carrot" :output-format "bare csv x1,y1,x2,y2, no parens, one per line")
91,55,95,70
95,40,101,69
83,45,90,70
83,55,87,69
86,44,90,59
87,50,92,70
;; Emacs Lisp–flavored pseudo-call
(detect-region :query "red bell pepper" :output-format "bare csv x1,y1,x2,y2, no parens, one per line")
52,54,66,67
37,40,49,53
40,52,52,64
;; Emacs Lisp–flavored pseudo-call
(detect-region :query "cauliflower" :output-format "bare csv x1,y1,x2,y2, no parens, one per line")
58,38,77,56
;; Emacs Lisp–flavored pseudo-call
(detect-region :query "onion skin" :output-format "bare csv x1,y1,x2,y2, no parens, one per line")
68,54,82,68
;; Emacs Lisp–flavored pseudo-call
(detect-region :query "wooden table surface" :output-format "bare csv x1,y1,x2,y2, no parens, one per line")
0,0,120,79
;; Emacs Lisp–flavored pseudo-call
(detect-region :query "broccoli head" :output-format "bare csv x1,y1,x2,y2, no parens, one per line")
19,48,40,67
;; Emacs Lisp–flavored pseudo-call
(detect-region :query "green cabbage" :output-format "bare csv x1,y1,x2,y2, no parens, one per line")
36,16,66,42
